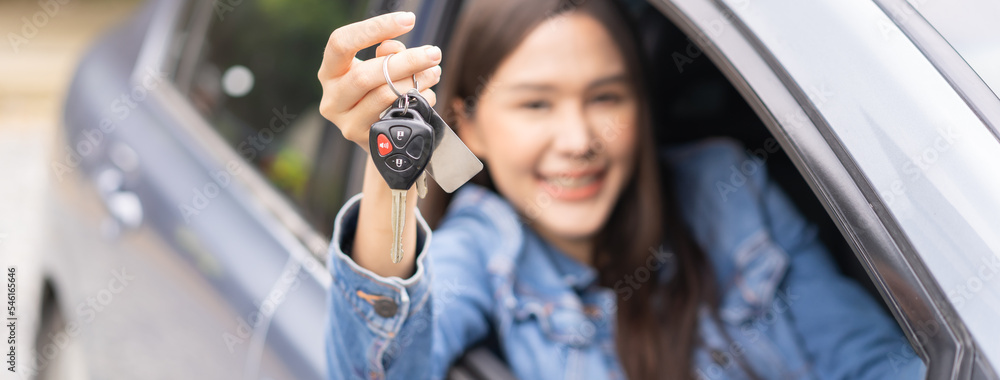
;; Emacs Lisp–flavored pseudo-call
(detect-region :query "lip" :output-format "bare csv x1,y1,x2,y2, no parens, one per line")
538,166,605,178
537,168,606,201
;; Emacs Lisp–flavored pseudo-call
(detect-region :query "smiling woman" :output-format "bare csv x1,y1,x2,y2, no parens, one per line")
317,0,926,379
428,1,709,378
443,13,641,260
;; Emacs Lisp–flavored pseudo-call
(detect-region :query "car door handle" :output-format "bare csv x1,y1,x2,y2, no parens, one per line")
96,167,144,231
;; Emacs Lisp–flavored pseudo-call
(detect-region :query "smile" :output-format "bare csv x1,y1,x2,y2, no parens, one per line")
537,168,606,201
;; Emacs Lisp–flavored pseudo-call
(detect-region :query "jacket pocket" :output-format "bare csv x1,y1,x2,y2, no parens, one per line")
512,292,597,348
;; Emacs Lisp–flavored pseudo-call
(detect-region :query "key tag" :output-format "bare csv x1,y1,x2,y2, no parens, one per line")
374,69,483,194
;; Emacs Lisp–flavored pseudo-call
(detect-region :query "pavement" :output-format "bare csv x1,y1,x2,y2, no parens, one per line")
1,1,139,379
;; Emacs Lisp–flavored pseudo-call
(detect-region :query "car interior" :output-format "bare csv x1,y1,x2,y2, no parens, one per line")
444,3,890,377
633,4,879,301
430,2,892,377
174,0,897,377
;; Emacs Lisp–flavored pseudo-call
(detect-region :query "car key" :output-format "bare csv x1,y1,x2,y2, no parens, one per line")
369,95,435,263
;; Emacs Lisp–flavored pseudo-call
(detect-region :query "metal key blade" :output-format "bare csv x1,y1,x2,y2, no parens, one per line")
416,172,428,199
389,189,406,263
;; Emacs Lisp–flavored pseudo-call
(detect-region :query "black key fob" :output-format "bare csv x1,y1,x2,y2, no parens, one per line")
369,107,435,190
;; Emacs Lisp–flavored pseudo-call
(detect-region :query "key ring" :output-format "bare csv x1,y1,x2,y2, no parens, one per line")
383,53,418,114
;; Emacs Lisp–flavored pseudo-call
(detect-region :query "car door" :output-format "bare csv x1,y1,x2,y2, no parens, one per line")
59,0,509,378
646,0,1000,379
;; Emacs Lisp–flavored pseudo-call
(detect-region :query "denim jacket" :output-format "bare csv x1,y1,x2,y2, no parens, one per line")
325,139,927,380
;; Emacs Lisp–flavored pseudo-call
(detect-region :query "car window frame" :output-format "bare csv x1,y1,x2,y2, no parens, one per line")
873,3,1000,378
124,1,338,378
645,0,997,378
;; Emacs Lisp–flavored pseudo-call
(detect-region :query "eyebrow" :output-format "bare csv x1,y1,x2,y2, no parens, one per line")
587,74,628,89
505,73,629,92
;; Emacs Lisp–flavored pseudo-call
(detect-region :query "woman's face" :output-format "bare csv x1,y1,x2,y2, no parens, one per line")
457,12,638,247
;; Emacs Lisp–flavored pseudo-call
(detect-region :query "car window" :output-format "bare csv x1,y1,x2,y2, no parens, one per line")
176,0,372,233
907,0,1000,97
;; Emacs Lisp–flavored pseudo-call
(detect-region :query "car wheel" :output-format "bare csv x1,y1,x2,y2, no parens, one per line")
33,295,86,380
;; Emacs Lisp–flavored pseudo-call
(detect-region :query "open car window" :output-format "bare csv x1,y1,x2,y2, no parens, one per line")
172,0,374,235
651,0,1000,377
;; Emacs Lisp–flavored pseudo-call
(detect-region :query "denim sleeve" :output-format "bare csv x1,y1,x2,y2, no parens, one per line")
751,161,927,379
325,193,494,380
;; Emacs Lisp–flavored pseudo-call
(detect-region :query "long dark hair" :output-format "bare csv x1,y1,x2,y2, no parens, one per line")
423,0,741,378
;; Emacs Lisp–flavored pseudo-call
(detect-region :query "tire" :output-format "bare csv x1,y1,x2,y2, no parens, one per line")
33,295,86,380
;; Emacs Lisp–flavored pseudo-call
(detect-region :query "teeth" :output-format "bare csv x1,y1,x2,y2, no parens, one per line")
546,174,598,189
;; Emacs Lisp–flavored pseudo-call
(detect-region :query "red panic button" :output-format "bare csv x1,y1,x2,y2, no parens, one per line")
377,134,392,156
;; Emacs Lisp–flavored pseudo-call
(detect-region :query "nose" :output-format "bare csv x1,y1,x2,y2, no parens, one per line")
552,103,594,159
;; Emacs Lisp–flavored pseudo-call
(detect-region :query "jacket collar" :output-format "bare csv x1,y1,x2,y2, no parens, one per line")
447,171,792,328
448,184,599,292
446,184,524,280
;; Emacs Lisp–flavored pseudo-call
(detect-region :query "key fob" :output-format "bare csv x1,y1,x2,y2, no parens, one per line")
369,107,435,190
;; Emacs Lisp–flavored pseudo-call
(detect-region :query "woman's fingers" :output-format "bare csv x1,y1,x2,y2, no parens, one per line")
353,65,441,123
375,40,406,57
385,45,441,81
333,45,442,112
316,12,444,148
322,65,440,146
418,88,437,108
319,12,416,79
383,64,440,100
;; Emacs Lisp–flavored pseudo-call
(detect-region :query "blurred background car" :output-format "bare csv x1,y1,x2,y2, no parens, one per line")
4,0,997,379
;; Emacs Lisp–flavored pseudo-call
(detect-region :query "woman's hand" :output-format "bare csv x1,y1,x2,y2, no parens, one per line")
318,11,442,150
317,12,439,278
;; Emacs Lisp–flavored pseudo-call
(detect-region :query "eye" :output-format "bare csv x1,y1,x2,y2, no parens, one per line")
590,92,623,104
520,100,551,110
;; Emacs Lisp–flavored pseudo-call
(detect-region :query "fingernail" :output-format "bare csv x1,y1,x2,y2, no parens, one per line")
425,46,441,62
395,12,415,27
432,66,442,77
